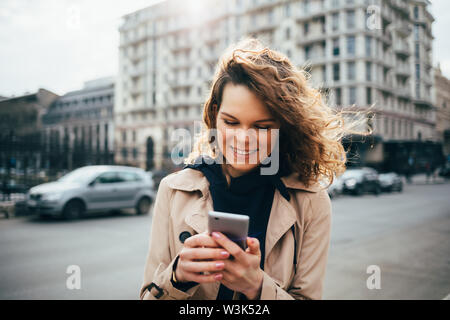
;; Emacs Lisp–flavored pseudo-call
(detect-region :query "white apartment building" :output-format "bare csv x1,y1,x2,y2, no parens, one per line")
115,0,436,170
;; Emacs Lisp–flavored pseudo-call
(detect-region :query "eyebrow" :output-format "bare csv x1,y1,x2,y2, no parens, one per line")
220,111,276,123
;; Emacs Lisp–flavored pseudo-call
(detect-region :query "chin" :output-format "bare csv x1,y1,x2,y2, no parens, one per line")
227,162,259,174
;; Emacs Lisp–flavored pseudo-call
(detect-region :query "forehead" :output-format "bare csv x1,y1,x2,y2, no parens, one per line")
220,83,271,117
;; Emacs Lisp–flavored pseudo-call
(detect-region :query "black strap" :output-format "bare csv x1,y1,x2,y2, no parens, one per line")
291,224,297,267
145,282,164,299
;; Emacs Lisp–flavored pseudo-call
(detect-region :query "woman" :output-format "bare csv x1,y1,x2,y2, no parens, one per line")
140,38,366,300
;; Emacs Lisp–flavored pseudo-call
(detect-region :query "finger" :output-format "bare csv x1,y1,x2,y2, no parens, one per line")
211,232,245,261
184,233,220,248
181,260,226,273
180,248,230,261
182,271,223,284
246,237,261,256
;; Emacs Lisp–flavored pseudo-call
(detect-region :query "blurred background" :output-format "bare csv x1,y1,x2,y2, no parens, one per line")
0,0,449,300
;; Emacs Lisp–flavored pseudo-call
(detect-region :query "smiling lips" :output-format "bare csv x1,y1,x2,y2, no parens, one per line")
230,146,258,155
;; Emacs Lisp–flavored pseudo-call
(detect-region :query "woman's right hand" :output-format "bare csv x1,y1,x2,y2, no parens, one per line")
175,232,230,284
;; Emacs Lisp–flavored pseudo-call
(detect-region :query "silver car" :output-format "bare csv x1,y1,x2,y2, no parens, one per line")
26,165,155,219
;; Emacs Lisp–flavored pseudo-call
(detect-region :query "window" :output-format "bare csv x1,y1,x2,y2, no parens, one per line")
347,61,356,81
304,0,310,13
346,10,355,30
366,87,372,105
347,36,356,56
414,6,419,19
286,27,291,39
335,87,342,105
118,171,142,182
332,13,339,31
366,62,372,81
304,22,309,36
305,45,311,60
349,86,357,105
414,24,419,41
333,63,340,81
284,3,290,17
96,172,118,184
332,38,340,56
365,36,372,56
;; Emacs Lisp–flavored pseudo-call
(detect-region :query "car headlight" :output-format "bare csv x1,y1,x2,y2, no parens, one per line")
345,179,357,187
41,192,63,202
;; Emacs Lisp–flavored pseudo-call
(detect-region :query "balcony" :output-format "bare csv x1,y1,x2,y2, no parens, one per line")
396,86,411,99
395,63,411,78
395,21,412,37
129,66,146,78
393,41,410,58
170,77,193,89
247,20,278,34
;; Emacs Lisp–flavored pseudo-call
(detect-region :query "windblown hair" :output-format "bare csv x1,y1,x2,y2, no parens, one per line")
184,37,370,187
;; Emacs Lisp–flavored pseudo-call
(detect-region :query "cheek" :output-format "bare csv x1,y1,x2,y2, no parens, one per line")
216,124,228,152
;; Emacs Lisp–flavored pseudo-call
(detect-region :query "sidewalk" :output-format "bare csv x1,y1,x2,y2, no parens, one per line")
407,173,448,185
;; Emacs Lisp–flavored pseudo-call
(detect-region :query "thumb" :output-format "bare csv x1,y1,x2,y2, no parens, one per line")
246,237,261,256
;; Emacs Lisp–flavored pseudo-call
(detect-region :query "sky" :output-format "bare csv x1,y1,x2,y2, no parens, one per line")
0,0,449,97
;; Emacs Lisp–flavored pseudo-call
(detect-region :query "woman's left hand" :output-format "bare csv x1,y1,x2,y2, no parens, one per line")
211,232,264,300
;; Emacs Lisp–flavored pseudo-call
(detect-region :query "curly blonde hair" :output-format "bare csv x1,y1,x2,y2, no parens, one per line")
184,37,370,187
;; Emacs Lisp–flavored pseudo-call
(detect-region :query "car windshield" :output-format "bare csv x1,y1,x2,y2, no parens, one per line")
58,168,101,184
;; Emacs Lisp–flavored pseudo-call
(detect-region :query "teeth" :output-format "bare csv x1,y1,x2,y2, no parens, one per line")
232,147,257,155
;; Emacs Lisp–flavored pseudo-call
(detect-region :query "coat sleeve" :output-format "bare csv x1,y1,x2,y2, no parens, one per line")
259,189,332,300
139,177,200,300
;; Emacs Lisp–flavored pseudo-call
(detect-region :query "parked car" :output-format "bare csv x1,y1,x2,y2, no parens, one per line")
151,169,170,191
379,172,403,193
26,165,155,220
438,162,450,179
341,167,381,196
327,176,344,199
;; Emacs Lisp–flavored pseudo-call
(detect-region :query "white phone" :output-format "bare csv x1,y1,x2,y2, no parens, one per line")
208,210,249,250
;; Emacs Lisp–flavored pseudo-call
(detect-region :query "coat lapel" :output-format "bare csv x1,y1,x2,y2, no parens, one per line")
264,188,297,267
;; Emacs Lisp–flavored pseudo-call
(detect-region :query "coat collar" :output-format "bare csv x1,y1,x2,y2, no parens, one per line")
164,167,323,195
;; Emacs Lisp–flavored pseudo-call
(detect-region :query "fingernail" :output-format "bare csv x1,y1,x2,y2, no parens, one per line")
212,232,220,239
215,262,224,269
220,251,229,257
214,273,222,280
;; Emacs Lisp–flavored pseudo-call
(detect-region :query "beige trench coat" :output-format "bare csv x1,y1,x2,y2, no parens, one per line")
139,167,332,300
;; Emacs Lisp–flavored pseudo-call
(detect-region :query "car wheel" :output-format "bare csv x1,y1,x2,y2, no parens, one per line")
62,199,85,220
374,186,381,196
136,197,152,215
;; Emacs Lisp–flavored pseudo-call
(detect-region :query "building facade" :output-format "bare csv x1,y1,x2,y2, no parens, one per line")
434,65,450,157
41,77,115,173
0,89,59,183
116,0,437,172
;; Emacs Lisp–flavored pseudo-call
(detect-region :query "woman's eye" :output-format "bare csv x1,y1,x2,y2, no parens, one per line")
223,120,237,126
256,126,271,130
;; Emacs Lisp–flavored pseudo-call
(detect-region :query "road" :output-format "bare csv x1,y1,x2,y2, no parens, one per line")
0,182,449,299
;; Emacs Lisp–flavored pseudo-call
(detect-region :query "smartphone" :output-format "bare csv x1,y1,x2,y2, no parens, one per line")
208,210,249,250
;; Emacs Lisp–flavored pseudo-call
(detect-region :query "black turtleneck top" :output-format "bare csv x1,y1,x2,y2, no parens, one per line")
183,155,291,300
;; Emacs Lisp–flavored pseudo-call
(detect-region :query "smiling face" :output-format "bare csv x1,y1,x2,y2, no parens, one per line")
215,83,281,178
